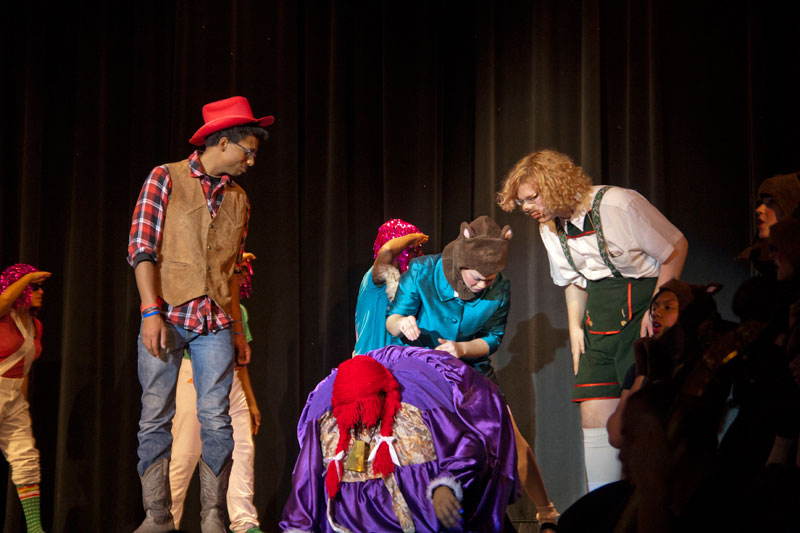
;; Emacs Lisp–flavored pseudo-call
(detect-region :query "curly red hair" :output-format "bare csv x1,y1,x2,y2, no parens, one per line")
497,150,593,216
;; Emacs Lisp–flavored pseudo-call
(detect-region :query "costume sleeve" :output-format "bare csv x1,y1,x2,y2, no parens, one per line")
279,420,325,532
614,191,684,265
476,280,511,354
424,408,487,500
388,261,423,317
422,399,518,529
240,304,252,343
127,165,171,267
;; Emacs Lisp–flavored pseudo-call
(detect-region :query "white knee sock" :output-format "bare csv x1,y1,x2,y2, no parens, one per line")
582,427,621,492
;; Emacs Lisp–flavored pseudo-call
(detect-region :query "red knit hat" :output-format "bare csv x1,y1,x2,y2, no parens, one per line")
189,96,274,146
325,356,402,499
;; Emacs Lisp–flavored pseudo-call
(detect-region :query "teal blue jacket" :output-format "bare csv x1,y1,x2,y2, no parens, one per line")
353,267,400,355
389,254,511,360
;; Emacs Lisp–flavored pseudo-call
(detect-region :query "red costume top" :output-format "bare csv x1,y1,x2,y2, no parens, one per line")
0,314,42,379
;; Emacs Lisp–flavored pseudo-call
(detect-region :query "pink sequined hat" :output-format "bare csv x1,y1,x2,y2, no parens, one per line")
0,263,40,314
372,219,424,273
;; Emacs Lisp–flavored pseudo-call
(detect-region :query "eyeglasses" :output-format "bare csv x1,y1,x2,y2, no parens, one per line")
232,142,257,161
29,284,44,292
514,193,539,207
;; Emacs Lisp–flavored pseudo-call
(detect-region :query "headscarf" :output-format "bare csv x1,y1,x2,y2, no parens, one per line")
758,172,800,220
372,219,424,274
637,279,724,382
326,356,402,499
0,264,40,315
441,216,512,301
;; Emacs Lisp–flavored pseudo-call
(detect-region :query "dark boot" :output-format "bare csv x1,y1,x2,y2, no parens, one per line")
133,457,173,532
199,458,232,533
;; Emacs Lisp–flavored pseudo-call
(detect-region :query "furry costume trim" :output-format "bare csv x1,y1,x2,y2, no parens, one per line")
426,475,463,502
374,264,401,302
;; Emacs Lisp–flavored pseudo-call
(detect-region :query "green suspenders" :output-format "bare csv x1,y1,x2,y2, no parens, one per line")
556,186,623,279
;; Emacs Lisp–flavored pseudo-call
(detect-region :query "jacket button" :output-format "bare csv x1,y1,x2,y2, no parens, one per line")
207,245,212,250
209,223,214,229
206,266,211,271
205,287,209,292
450,318,457,323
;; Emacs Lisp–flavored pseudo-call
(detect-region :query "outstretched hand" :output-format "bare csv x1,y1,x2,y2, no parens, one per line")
25,271,52,284
406,233,429,247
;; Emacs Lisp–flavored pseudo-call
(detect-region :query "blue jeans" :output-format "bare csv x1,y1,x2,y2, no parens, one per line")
137,322,234,476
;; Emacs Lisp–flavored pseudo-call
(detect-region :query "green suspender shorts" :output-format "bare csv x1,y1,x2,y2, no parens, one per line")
557,187,657,401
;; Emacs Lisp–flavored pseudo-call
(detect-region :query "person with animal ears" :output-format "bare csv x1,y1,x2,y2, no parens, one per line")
386,215,559,530
558,279,739,533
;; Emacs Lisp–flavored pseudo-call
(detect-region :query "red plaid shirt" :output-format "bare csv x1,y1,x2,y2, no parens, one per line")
127,151,249,333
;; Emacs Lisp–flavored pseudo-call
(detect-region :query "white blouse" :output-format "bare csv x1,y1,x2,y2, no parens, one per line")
540,185,684,288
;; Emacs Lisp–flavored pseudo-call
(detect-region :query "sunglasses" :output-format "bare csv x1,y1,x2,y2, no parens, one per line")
29,283,44,292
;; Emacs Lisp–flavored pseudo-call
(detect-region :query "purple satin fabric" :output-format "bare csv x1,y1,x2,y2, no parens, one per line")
280,345,520,532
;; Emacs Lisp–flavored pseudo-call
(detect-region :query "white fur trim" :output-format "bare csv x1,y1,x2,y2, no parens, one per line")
326,497,353,533
282,529,311,533
426,475,463,502
374,264,401,302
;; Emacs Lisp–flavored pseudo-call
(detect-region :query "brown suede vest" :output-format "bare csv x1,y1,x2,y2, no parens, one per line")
157,160,247,315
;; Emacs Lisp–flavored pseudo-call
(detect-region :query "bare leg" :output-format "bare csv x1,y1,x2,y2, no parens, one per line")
766,435,796,465
507,407,559,523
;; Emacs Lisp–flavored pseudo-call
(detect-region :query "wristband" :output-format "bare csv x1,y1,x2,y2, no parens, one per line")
142,310,160,318
141,305,159,315
140,302,160,312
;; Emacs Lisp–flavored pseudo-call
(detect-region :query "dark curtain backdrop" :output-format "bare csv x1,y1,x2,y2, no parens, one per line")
1,1,797,531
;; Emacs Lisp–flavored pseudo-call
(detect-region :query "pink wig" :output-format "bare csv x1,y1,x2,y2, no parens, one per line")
372,219,424,273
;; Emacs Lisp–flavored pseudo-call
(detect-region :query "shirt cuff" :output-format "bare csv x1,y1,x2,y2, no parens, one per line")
131,253,156,268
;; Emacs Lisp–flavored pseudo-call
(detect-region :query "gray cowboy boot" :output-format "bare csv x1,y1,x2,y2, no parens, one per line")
133,457,173,533
198,458,232,533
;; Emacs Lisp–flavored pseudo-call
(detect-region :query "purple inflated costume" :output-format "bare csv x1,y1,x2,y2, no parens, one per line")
280,345,520,532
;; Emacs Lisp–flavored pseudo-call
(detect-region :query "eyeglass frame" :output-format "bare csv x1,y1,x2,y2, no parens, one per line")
232,142,257,161
513,192,539,207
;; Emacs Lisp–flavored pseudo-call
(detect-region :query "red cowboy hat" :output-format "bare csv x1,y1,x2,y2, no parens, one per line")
189,96,275,146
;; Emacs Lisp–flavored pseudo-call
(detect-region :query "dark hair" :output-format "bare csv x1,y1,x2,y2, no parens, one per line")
205,125,269,148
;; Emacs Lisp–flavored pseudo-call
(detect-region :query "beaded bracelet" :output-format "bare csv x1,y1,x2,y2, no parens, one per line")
142,310,160,318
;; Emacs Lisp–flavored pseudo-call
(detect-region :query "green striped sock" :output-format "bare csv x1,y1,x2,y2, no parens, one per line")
16,484,45,533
